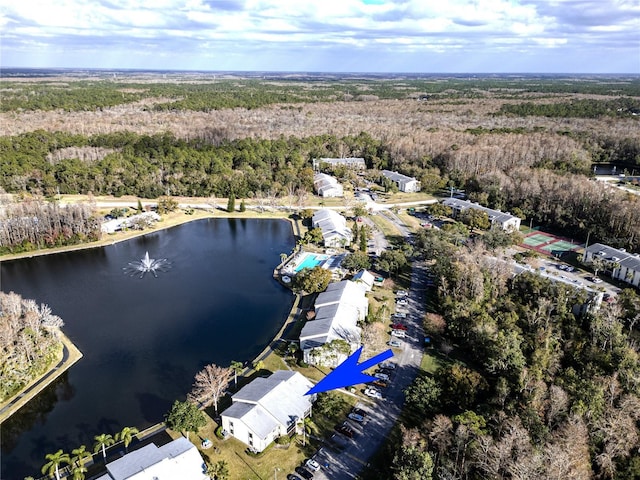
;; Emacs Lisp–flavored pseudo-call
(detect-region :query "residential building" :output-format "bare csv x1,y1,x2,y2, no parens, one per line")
352,269,375,291
313,173,344,198
220,371,314,452
584,243,640,288
313,157,366,170
312,209,353,247
95,437,208,480
381,170,421,192
101,212,161,234
300,280,368,366
442,198,521,231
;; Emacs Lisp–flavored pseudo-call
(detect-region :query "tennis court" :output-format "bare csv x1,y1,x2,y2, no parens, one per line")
522,229,582,256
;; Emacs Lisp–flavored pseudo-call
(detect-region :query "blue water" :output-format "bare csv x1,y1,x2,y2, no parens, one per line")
295,254,328,272
0,218,294,478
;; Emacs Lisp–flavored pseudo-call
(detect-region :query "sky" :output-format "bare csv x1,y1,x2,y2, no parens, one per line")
1,0,639,73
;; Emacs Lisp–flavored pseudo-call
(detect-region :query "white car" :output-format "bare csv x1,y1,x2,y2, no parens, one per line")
396,290,408,297
305,459,321,472
391,329,406,338
364,388,383,399
392,313,407,319
396,298,408,306
374,372,390,381
388,339,402,348
379,362,396,370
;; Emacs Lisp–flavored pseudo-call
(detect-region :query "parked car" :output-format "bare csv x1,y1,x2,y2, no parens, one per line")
372,379,389,388
305,459,321,472
388,339,402,348
364,388,383,399
287,475,303,480
295,467,314,480
379,362,396,370
391,323,408,331
391,329,406,338
348,412,365,423
396,290,408,297
590,277,603,284
352,407,368,417
396,298,408,305
392,313,407,319
335,423,355,438
374,372,390,381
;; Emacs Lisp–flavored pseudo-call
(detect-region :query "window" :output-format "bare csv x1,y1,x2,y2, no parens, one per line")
248,432,253,446
229,421,234,435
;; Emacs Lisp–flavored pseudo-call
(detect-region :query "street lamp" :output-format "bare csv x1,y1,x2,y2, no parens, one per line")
274,467,281,480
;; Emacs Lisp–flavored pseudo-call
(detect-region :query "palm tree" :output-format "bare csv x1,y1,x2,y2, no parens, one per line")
115,426,139,453
41,450,71,480
230,360,244,388
207,459,230,480
93,433,115,461
71,445,91,468
71,464,88,480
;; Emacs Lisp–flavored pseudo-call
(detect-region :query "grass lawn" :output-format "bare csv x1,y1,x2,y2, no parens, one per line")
396,211,422,232
420,352,443,374
369,213,403,238
167,413,311,480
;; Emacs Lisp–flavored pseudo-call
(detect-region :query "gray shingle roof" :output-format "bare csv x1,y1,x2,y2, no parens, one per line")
442,198,519,226
587,243,640,270
381,170,417,183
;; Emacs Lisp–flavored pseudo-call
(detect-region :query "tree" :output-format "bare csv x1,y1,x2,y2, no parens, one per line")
137,199,143,213
239,199,246,212
359,225,367,251
351,222,360,243
461,209,490,230
71,445,91,469
230,360,244,388
207,459,230,480
115,426,139,453
375,250,408,275
71,464,88,480
41,450,71,480
353,203,368,218
302,227,324,245
93,433,115,461
156,196,178,214
294,265,332,293
341,251,371,272
392,445,434,480
404,375,441,415
189,363,233,414
165,400,206,440
226,194,235,212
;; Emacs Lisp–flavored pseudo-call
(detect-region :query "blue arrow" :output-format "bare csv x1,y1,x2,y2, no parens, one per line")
305,347,394,395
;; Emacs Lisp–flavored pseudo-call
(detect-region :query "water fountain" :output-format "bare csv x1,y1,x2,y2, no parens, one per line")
124,251,171,278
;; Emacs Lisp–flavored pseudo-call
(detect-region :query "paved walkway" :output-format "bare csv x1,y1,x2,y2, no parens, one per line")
0,333,83,423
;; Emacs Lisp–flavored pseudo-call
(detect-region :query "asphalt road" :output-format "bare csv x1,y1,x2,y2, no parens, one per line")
303,260,429,480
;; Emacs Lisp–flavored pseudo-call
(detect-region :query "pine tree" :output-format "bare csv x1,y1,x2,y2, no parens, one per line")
359,225,367,252
227,194,235,213
352,222,359,244
239,199,246,212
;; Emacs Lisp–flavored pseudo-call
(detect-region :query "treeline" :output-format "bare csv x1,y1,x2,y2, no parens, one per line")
498,97,640,118
373,231,640,480
2,76,639,113
0,291,65,400
0,130,391,198
0,199,100,254
465,167,640,251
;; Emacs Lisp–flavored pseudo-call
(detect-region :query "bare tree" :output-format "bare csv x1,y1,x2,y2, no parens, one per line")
188,363,233,414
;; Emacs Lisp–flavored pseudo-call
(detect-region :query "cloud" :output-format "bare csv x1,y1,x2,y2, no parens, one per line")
0,0,637,72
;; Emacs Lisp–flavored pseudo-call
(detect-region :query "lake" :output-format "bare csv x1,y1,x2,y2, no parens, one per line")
0,218,295,478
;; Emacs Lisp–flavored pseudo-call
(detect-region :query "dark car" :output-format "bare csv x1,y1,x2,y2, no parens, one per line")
288,475,303,480
372,379,389,388
391,323,408,331
352,407,368,417
295,467,314,480
335,423,355,438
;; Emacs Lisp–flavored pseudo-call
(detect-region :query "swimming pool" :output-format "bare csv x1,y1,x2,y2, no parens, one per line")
295,253,329,272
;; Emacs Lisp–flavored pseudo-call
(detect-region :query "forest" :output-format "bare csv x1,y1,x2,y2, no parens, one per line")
369,228,640,480
0,291,65,401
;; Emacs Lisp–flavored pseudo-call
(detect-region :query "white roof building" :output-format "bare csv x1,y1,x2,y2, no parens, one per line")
312,209,353,247
584,243,640,288
313,173,344,198
300,280,368,366
101,212,161,234
442,198,521,231
352,269,375,291
381,170,421,193
95,437,207,480
220,371,314,452
313,157,366,170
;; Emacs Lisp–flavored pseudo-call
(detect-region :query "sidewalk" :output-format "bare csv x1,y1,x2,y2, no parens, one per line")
0,332,83,423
